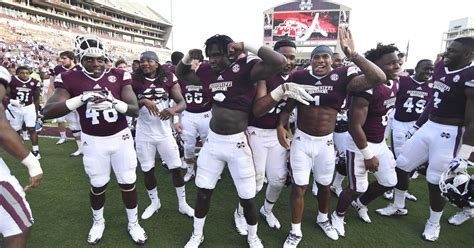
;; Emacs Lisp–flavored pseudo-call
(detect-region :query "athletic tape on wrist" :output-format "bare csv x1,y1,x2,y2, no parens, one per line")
65,95,84,111
360,146,374,160
113,100,128,114
21,153,42,177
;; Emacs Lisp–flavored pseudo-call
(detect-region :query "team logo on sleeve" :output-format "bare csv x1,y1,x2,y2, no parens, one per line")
453,75,460,83
108,75,117,83
330,74,339,81
232,64,240,73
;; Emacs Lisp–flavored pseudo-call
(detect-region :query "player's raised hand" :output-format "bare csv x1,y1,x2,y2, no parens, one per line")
338,26,356,59
227,42,245,61
188,49,204,61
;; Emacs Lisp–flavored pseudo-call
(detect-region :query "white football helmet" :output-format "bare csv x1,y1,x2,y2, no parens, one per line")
75,35,107,63
439,168,473,208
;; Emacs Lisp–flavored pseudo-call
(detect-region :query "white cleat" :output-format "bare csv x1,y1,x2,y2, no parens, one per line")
311,181,318,196
405,192,417,202
376,203,408,216
383,190,393,200
22,133,30,141
184,233,204,248
32,151,41,160
351,200,371,223
234,209,248,235
178,203,195,217
422,220,440,242
448,208,474,226
248,236,264,248
330,212,345,237
87,219,105,245
70,150,83,157
259,206,281,229
317,219,339,240
330,185,342,197
141,200,161,220
283,232,302,248
56,137,67,145
183,167,195,183
127,221,147,245
411,171,419,179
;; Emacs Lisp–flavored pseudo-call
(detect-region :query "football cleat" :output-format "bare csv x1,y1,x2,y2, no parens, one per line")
376,203,408,216
259,206,281,229
405,192,418,202
330,185,342,197
87,219,105,245
141,200,161,220
234,209,248,235
422,220,440,242
183,167,195,183
317,219,339,240
383,190,393,200
351,200,371,223
56,137,67,145
283,232,302,248
32,151,41,160
127,222,147,245
411,171,420,179
184,233,204,248
70,150,83,157
178,202,194,218
248,236,264,248
22,132,30,141
448,208,474,226
330,212,345,237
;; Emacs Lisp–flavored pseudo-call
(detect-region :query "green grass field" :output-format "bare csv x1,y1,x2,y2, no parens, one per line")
1,137,473,247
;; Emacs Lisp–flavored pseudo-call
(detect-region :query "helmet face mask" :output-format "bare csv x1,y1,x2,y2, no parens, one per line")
75,35,107,75
439,169,473,208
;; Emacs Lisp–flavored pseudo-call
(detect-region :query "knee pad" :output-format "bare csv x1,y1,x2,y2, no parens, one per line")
90,184,108,196
119,183,136,192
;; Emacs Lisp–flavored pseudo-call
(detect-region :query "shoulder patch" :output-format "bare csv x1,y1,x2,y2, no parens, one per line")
123,71,132,81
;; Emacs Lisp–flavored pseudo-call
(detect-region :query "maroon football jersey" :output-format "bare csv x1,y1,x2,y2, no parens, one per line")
291,66,359,112
9,76,40,106
51,65,80,76
394,76,433,122
132,71,177,102
250,73,291,129
351,80,399,143
167,64,212,113
195,56,260,112
55,68,131,136
430,62,474,119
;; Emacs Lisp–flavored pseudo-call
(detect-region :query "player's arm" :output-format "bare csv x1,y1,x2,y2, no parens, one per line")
348,95,379,172
176,49,203,84
33,87,40,115
46,75,55,99
0,82,42,190
252,80,274,117
338,26,386,92
276,99,297,149
160,83,186,120
244,44,287,81
458,87,474,160
119,85,139,117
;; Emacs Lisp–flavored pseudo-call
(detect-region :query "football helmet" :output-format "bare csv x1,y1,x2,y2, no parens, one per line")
74,35,107,63
439,169,474,208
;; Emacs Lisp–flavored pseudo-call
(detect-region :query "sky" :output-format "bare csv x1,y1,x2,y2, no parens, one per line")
147,0,473,68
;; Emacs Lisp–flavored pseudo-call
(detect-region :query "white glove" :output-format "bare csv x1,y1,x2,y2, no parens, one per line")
89,88,128,114
405,125,419,139
9,99,23,107
81,92,106,103
271,83,315,105
448,158,469,174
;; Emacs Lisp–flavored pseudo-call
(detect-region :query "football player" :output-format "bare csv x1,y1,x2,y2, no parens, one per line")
378,37,474,241
43,36,147,245
7,66,41,159
132,51,194,220
331,43,400,238
0,66,43,248
176,34,289,248
169,51,211,183
278,27,387,246
47,51,83,157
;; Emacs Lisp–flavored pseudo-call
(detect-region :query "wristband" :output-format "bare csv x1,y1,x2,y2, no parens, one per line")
21,153,43,177
173,115,179,124
360,146,374,160
244,42,261,55
182,53,192,65
457,144,474,160
65,95,85,111
113,100,128,114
